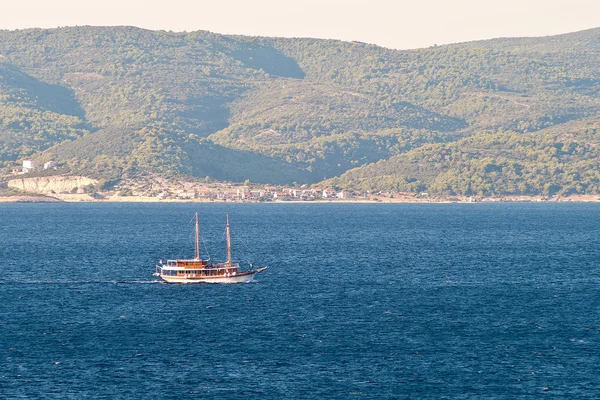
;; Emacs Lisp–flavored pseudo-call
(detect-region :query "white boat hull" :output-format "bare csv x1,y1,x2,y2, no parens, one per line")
158,268,266,284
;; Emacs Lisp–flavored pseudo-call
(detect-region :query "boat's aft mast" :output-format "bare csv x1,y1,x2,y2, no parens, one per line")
194,212,200,260
226,214,232,267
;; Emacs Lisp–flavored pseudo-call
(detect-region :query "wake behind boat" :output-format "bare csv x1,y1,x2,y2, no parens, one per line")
154,213,267,284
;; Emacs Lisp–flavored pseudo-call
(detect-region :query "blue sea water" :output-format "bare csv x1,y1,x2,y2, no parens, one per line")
1,203,599,399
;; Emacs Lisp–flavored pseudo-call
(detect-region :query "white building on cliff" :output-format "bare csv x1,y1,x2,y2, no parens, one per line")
22,160,35,173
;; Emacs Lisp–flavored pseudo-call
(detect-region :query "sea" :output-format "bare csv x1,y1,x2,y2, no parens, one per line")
0,203,599,399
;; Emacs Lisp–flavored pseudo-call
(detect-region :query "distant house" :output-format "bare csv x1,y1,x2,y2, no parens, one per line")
236,189,252,200
300,189,317,199
22,160,35,173
43,160,57,170
323,188,336,198
273,191,289,199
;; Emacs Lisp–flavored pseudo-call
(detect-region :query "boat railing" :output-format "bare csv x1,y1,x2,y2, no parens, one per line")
208,263,240,269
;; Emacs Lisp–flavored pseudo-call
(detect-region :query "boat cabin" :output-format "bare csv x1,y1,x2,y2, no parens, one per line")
161,260,240,277
167,259,209,268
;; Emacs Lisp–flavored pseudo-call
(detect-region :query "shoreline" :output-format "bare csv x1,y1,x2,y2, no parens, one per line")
1,194,600,204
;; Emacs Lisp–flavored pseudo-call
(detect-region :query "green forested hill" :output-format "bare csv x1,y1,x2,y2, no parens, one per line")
325,118,600,196
0,63,89,162
0,26,600,193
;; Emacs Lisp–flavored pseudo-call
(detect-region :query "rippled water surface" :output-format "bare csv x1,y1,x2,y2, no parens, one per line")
1,203,600,399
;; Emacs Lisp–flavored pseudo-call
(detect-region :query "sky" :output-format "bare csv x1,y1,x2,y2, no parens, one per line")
2,0,599,50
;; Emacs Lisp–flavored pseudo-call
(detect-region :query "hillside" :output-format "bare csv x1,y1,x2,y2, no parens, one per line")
325,118,600,196
0,26,599,193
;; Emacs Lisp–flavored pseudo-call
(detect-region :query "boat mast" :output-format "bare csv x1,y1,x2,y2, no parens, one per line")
194,212,200,260
226,214,232,267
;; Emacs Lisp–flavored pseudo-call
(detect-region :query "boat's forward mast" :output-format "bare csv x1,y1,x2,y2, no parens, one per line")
194,212,200,260
226,214,232,267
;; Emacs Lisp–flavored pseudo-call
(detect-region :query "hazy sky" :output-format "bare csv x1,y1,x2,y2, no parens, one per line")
2,0,599,49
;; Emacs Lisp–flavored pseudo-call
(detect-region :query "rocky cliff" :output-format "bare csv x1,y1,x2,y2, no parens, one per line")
8,176,98,194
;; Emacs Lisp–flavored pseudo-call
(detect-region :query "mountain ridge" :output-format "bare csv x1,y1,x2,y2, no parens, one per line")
0,26,599,195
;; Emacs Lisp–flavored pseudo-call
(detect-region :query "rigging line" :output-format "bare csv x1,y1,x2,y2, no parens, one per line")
201,234,211,260
184,215,197,258
182,230,194,258
234,234,259,264
223,221,252,264
236,242,252,265
186,224,198,252
237,233,259,258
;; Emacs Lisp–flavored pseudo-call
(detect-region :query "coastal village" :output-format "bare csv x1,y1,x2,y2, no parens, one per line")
109,176,359,202
1,159,371,202
2,159,598,203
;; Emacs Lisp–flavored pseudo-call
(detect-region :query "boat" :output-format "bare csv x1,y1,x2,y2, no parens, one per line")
154,213,267,284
